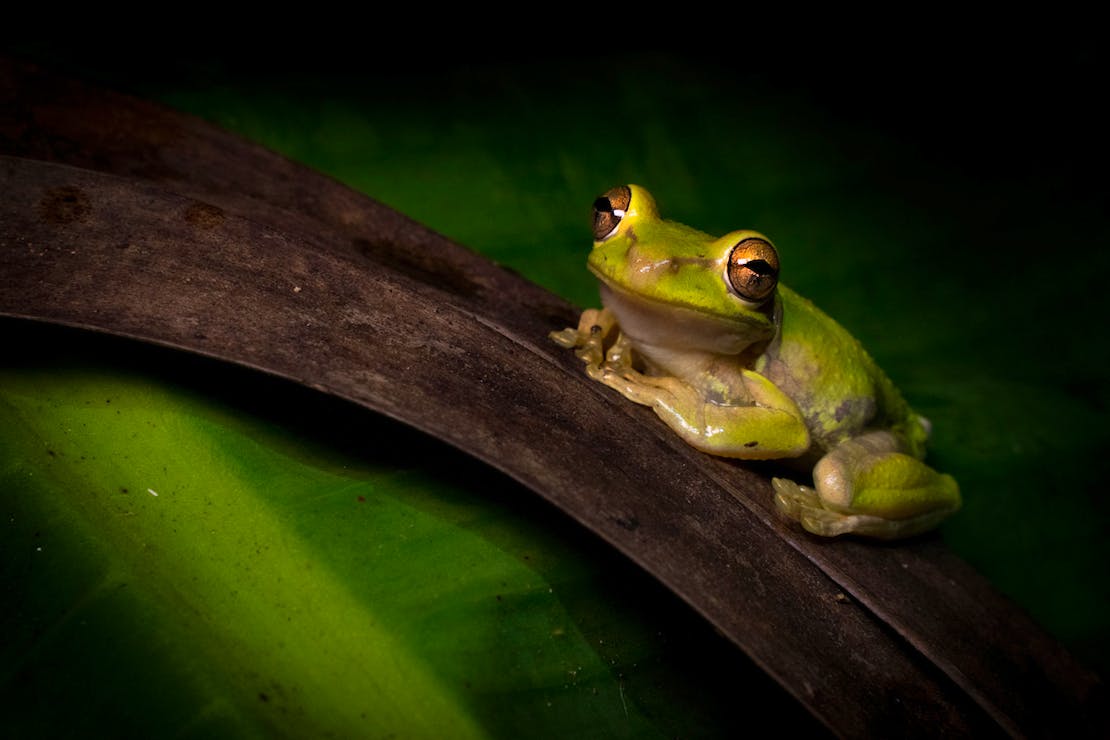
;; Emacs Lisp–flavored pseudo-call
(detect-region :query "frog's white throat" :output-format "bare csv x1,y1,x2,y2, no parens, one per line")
597,282,774,363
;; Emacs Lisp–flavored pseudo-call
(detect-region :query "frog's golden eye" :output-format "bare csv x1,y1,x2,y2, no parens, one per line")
727,237,780,304
592,185,632,241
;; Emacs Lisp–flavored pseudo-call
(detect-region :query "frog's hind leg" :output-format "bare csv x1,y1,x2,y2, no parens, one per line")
772,431,961,540
772,478,955,539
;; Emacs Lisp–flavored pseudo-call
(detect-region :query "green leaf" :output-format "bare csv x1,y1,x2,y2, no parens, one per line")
1,326,818,738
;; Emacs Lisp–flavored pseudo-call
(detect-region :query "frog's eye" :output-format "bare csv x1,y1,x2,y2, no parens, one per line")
727,237,780,304
592,185,632,241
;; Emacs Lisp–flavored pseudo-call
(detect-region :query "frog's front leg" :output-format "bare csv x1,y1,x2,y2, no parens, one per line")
772,431,961,539
595,360,811,460
552,310,808,459
550,307,619,369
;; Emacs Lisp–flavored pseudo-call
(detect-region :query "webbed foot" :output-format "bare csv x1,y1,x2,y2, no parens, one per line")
772,431,960,539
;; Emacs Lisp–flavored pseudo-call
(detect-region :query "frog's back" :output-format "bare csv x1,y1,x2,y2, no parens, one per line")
755,286,926,456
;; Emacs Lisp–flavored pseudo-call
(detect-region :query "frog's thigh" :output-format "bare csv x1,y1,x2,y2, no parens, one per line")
599,368,809,459
775,431,961,539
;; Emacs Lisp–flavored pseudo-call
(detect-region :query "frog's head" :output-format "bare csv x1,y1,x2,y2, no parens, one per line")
587,184,778,353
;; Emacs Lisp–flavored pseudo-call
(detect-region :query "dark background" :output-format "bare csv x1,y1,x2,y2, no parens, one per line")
4,17,1108,688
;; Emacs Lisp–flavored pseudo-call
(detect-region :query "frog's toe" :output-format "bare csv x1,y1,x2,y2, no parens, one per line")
772,478,862,536
796,508,905,539
806,508,955,539
772,477,858,535
548,327,581,348
771,477,818,520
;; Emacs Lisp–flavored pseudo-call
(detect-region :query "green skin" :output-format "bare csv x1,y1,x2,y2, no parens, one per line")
552,185,960,539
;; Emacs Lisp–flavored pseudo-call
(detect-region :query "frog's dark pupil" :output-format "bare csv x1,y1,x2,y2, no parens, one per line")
593,197,614,214
592,197,623,239
744,259,778,279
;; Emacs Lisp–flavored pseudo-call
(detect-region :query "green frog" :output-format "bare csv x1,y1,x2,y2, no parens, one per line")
551,185,960,539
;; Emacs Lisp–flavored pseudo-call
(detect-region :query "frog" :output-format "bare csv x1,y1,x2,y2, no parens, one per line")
550,184,961,539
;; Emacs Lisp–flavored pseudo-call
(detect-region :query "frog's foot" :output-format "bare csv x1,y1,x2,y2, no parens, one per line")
549,308,620,370
773,431,961,540
772,478,955,539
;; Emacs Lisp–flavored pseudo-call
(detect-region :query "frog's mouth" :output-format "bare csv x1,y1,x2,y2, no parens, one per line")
596,281,775,357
